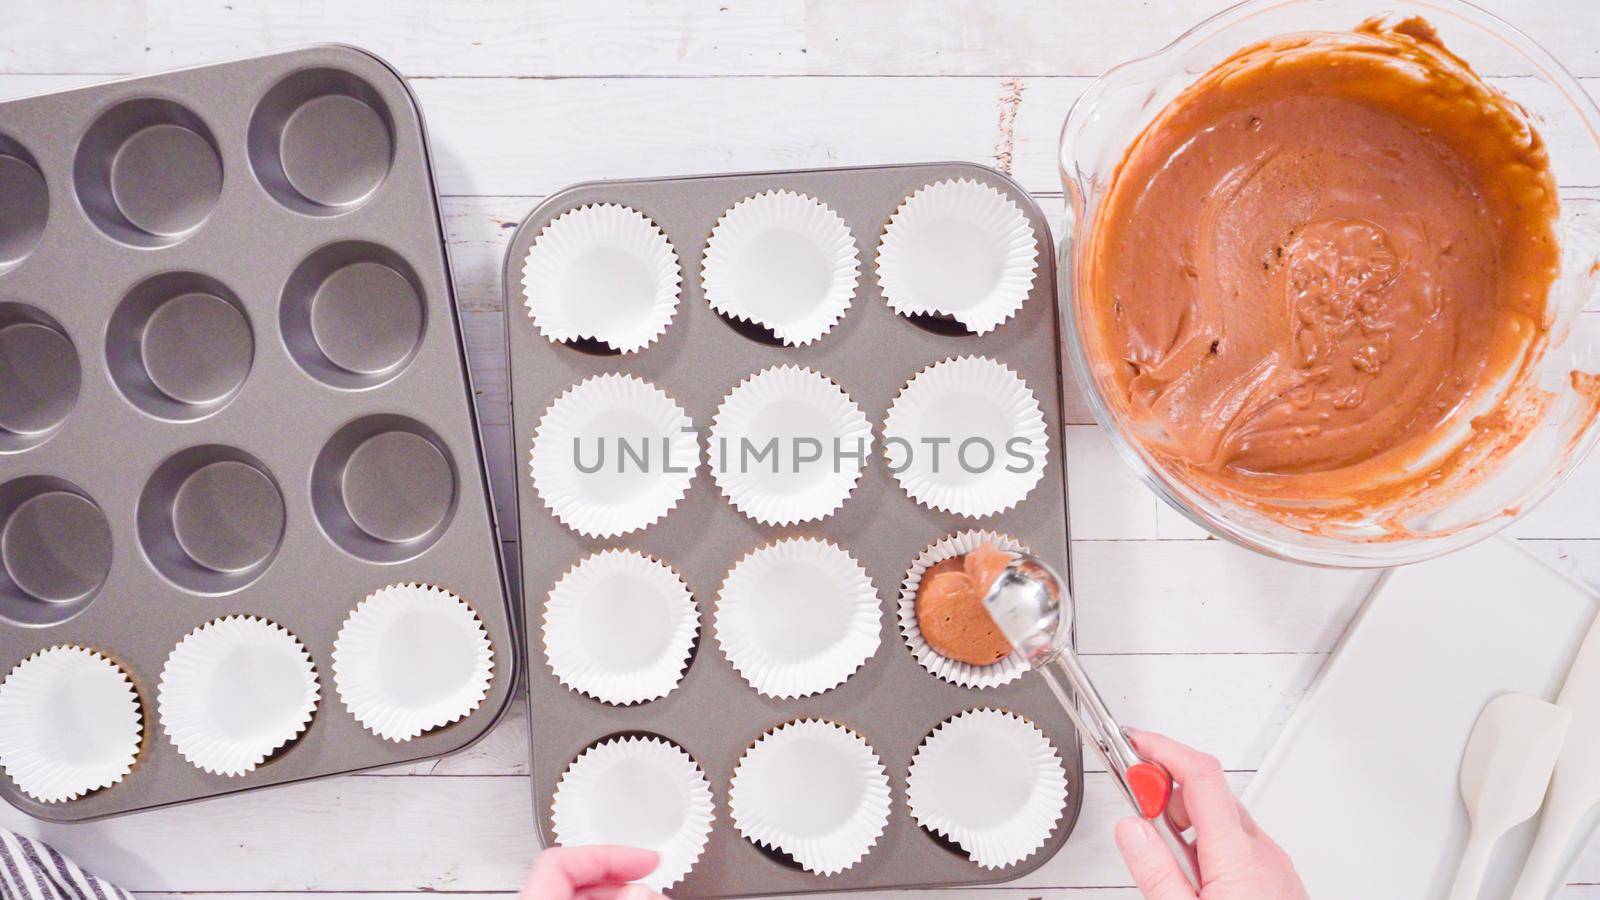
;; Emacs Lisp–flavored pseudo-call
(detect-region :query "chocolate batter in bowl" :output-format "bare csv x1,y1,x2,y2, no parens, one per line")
1060,0,1600,567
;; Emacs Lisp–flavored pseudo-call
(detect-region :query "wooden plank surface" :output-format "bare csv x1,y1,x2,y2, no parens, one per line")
3,1,1596,77
2,1,1600,897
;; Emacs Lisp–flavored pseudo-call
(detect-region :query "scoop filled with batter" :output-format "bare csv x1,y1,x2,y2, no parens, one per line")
1080,17,1560,530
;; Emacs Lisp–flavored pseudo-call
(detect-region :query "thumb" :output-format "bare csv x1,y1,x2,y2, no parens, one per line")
1115,817,1199,900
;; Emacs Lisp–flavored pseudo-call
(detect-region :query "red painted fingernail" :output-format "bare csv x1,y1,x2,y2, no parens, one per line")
1127,762,1172,819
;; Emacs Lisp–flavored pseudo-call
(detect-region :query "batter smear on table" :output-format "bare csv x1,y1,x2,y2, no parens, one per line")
1082,17,1562,529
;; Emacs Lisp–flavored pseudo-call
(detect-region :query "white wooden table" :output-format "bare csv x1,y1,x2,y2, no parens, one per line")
3,2,1598,897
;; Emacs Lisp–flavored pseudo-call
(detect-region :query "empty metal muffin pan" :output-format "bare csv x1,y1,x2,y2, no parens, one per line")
0,45,515,821
504,163,1084,896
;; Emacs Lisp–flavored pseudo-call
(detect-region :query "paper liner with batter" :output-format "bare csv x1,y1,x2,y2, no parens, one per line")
729,719,892,876
0,645,143,803
530,373,701,538
906,707,1069,869
709,365,872,525
550,735,715,891
716,537,881,699
521,203,682,353
876,178,1038,335
157,616,320,776
898,530,1029,689
883,355,1048,518
332,583,495,742
543,549,699,705
702,190,860,346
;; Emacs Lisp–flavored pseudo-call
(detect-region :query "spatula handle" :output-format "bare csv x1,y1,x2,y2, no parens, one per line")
1446,831,1494,900
1510,793,1589,900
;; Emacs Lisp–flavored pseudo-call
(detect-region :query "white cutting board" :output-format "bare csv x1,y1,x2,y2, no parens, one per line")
1244,537,1600,899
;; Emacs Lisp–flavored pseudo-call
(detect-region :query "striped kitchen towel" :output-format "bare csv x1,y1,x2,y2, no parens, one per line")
0,829,131,900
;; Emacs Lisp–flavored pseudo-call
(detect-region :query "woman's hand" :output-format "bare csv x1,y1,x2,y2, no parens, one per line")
520,845,664,900
1115,730,1309,900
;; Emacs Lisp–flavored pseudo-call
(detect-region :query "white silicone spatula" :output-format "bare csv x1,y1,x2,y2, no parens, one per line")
1512,606,1600,900
1447,693,1571,900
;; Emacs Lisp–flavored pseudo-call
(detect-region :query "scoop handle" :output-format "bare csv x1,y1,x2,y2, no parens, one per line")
1037,655,1201,889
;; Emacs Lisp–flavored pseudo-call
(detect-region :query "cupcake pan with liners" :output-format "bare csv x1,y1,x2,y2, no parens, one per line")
0,47,515,819
504,163,1081,895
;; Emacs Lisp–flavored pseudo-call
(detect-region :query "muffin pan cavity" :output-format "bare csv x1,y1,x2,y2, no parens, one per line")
282,241,426,389
0,303,80,453
507,163,1081,896
249,68,395,216
73,99,223,248
107,272,253,421
0,136,48,271
138,445,284,595
0,476,112,626
312,414,458,563
0,46,513,821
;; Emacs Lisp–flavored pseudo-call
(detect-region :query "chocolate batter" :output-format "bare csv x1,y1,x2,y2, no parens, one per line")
1082,18,1560,524
915,544,1015,666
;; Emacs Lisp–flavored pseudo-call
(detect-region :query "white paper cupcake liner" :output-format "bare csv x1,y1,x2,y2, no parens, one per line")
882,355,1048,518
551,736,714,891
0,646,142,803
157,616,320,776
332,583,495,742
543,549,699,705
876,178,1038,335
709,366,871,525
716,537,881,699
521,203,682,353
899,530,1029,689
530,374,701,538
729,719,891,876
702,190,859,346
907,708,1069,869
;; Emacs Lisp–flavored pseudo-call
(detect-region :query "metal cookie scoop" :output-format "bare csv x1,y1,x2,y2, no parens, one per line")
981,553,1201,889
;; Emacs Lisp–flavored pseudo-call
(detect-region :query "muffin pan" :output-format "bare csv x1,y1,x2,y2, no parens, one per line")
504,163,1084,895
0,46,515,820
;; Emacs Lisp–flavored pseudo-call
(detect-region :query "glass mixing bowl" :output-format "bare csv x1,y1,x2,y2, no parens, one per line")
1057,0,1600,567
